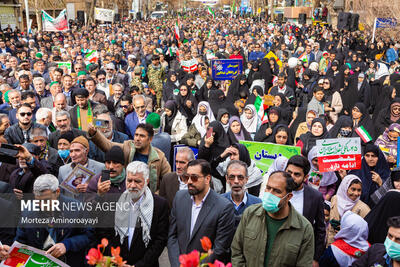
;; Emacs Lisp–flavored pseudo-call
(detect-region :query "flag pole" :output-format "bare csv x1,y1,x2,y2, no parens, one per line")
24,0,30,33
372,17,377,43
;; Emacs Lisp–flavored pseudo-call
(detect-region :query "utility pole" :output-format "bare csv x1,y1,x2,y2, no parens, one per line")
24,0,30,33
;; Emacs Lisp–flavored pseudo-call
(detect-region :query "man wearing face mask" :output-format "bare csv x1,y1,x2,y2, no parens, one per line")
231,171,314,267
352,216,400,267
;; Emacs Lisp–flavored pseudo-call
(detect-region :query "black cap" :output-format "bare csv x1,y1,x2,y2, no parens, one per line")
104,146,125,165
74,88,89,98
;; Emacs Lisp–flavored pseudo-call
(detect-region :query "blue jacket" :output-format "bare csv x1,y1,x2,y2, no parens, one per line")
386,48,398,63
124,111,151,138
222,192,261,228
16,195,94,267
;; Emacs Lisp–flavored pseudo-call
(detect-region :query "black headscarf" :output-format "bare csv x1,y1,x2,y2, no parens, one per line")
349,144,390,205
267,124,292,145
328,115,353,138
163,71,178,102
272,93,292,124
200,121,231,158
254,107,283,142
199,77,217,101
209,89,238,118
289,107,307,142
226,74,249,102
231,143,251,166
340,76,359,115
245,85,264,106
372,85,395,122
259,57,273,90
163,100,178,134
365,191,400,244
351,102,375,141
174,84,197,123
299,118,329,157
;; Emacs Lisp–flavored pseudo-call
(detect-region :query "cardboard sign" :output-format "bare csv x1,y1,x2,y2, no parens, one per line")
264,95,275,106
316,137,362,172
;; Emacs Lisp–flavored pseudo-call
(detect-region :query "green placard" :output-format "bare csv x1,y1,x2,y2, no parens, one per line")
57,62,72,74
239,141,301,174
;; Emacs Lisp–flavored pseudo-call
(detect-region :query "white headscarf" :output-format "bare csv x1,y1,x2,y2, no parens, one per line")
331,211,370,267
192,101,215,137
307,146,338,187
336,175,362,217
375,63,390,80
240,104,258,133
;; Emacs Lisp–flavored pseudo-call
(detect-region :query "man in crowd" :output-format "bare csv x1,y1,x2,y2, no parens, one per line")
159,146,195,208
88,123,170,192
58,136,104,198
30,127,59,174
4,103,46,144
40,81,63,109
125,95,152,138
285,155,326,265
95,161,169,267
222,160,261,228
231,171,314,266
168,159,235,267
9,91,37,125
0,113,10,143
49,110,85,148
51,93,71,125
69,88,98,132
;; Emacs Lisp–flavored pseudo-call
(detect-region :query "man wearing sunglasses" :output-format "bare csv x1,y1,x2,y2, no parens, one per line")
168,159,235,267
222,160,261,228
4,103,46,144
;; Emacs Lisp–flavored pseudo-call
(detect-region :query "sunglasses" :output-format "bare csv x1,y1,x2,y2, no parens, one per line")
227,174,246,181
19,112,32,117
121,105,129,109
98,78,105,81
181,174,205,183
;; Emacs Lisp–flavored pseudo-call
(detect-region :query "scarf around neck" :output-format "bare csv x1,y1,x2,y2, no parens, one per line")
115,187,154,247
110,168,126,184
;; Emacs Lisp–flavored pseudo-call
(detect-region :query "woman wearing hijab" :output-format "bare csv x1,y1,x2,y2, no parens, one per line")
208,89,238,118
328,115,353,138
340,77,359,116
375,123,400,165
198,120,231,162
254,107,282,142
319,211,370,267
372,84,396,123
216,108,230,133
213,143,263,195
267,124,292,145
349,144,391,206
160,100,187,143
181,101,215,148
294,109,317,143
245,85,265,119
272,93,292,124
297,118,330,157
365,191,400,244
322,77,343,123
198,77,217,102
227,116,252,143
173,84,197,125
259,156,288,197
327,175,371,246
370,169,400,206
350,102,375,142
335,64,351,92
269,58,280,76
307,146,338,200
240,104,260,138
226,74,249,103
375,98,400,138
162,71,179,103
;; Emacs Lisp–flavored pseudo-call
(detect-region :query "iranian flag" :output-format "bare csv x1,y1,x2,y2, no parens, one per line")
174,20,180,41
85,50,99,64
207,7,215,19
298,52,308,63
355,126,372,143
42,9,69,32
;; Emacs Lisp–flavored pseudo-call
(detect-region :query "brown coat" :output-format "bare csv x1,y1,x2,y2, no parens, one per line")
326,195,370,246
90,92,108,106
89,130,171,192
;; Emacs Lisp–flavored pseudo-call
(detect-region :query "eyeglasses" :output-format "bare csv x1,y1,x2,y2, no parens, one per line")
121,105,129,109
181,174,205,183
106,69,113,71
227,174,246,181
19,112,32,117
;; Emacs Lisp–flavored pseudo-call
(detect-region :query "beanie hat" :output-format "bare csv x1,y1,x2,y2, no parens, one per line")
104,146,125,165
146,112,160,129
71,136,89,149
59,130,75,144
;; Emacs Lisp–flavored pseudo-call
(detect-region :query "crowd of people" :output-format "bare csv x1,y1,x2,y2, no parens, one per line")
0,10,399,267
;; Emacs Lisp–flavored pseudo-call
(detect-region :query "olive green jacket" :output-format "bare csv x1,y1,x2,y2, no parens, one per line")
231,203,314,267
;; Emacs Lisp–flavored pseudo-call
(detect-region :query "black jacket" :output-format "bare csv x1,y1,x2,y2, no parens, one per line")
88,130,129,162
4,122,47,144
351,243,388,267
69,100,99,131
96,194,169,267
48,128,86,149
302,184,326,261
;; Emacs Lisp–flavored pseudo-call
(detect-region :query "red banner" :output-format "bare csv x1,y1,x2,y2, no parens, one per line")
318,154,362,172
